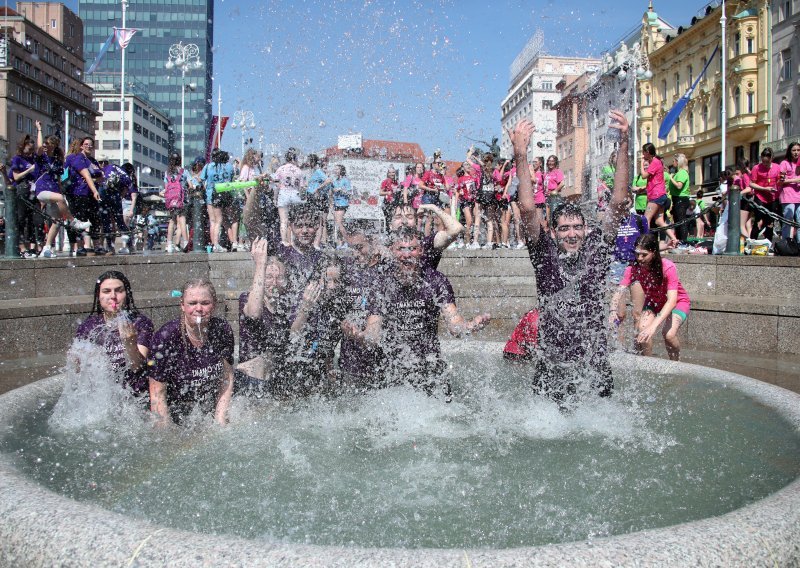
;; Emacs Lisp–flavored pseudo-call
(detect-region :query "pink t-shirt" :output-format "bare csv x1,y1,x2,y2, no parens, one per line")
749,162,781,204
620,258,690,312
645,157,666,200
532,170,545,204
273,163,304,196
543,168,564,195
779,160,800,204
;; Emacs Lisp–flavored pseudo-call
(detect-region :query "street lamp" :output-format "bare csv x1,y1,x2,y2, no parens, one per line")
616,41,652,173
165,42,202,161
230,110,256,157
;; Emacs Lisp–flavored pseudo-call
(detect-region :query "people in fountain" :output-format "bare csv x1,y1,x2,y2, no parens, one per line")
507,110,630,404
610,233,691,361
356,227,490,399
339,222,392,388
285,255,350,396
387,202,462,270
237,239,292,397
640,143,678,247
778,142,800,243
75,271,153,404
201,149,236,253
149,278,234,425
273,204,326,296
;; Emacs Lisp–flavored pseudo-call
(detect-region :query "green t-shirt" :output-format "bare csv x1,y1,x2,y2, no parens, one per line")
633,174,647,211
600,164,615,189
668,169,691,198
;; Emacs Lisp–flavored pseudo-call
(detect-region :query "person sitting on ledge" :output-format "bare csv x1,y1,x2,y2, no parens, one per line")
507,110,631,405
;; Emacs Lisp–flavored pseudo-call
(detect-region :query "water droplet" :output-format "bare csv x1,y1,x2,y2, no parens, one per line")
319,121,326,128
357,110,364,119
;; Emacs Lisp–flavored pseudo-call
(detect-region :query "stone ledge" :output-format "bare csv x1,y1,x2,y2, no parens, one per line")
0,293,180,320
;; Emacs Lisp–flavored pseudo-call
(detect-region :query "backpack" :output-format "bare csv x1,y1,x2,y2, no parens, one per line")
774,238,800,257
164,168,185,209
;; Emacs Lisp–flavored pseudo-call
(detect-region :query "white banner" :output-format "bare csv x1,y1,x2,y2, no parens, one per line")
336,158,410,220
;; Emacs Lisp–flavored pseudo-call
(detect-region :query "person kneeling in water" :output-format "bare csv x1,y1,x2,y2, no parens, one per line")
352,227,490,400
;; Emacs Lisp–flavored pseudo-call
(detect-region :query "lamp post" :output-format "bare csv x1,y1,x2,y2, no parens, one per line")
616,42,653,179
230,110,255,157
165,42,202,161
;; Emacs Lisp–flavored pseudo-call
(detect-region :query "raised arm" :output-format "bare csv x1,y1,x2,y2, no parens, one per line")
602,110,631,236
441,304,491,337
419,204,463,249
506,120,539,244
243,238,270,318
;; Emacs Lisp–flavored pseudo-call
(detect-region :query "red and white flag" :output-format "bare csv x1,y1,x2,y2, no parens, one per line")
114,27,139,49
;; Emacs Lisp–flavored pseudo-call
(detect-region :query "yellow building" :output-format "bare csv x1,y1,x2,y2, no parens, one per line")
640,0,769,189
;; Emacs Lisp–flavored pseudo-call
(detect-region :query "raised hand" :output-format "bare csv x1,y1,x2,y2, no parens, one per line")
505,120,535,156
608,110,629,136
250,237,269,267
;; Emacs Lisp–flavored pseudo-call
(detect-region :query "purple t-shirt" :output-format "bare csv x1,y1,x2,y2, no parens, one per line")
614,214,649,263
10,154,35,189
75,313,154,394
275,242,324,296
238,292,291,364
367,268,455,371
339,257,391,377
32,153,64,195
150,317,234,417
528,226,612,365
66,153,101,197
102,164,133,196
420,234,443,272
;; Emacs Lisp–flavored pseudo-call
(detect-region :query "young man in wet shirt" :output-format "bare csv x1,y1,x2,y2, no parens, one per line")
355,227,490,400
508,111,631,404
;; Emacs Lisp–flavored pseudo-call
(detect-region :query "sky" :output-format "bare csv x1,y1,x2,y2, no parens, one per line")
65,0,712,159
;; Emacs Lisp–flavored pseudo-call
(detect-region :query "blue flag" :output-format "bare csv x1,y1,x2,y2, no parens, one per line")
658,45,719,140
86,31,115,75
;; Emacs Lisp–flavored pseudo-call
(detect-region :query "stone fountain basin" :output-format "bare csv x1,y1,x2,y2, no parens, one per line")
1,354,799,567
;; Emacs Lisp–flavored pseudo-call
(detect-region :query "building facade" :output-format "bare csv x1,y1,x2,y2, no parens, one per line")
501,33,600,161
553,73,593,200
79,0,213,161
0,5,95,156
92,86,170,188
769,0,799,152
643,1,769,189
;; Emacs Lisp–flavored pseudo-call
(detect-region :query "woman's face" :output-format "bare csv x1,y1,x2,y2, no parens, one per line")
23,141,34,155
181,286,215,324
634,248,655,266
98,278,127,316
642,148,653,161
263,264,286,297
415,163,424,175
81,139,94,155
761,154,772,167
388,169,397,180
791,145,800,161
546,157,557,170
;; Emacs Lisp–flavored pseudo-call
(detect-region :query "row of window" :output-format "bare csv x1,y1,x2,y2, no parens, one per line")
12,56,89,106
11,84,91,129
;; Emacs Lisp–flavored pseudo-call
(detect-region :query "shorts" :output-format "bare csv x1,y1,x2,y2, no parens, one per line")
496,196,510,210
649,194,670,208
535,203,546,210
476,191,494,206
167,205,187,220
277,190,304,209
334,204,349,212
643,301,691,321
211,191,234,208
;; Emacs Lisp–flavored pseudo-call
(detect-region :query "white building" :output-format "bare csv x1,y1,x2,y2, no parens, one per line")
500,31,600,161
769,0,799,150
91,86,171,189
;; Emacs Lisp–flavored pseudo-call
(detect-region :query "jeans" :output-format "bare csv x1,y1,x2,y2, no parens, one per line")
781,202,800,241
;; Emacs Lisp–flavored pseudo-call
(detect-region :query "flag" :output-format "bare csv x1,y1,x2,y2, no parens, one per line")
658,45,719,140
115,27,139,49
206,116,230,161
85,27,140,75
86,31,115,75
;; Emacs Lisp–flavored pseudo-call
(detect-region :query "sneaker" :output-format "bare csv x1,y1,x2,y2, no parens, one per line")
166,244,175,254
515,242,525,249
481,244,492,250
467,242,480,250
501,242,510,249
19,251,36,259
117,247,130,255
93,247,108,256
75,248,89,257
69,218,92,231
38,246,56,258
212,244,226,253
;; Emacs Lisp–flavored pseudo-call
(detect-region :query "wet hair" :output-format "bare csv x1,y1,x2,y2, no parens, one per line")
67,138,82,155
288,203,320,225
760,147,773,160
387,225,423,246
17,134,34,155
634,233,663,286
784,142,800,164
285,147,298,163
181,277,217,304
642,143,658,159
92,271,138,317
551,202,585,229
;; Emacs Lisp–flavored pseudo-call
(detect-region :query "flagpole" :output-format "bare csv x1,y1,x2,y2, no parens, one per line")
119,0,128,165
720,0,727,170
722,0,740,254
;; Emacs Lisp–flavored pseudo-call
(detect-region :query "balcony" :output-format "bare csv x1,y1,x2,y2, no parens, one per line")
676,135,695,148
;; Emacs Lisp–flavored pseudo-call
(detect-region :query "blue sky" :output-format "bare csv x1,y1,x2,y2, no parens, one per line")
66,0,712,159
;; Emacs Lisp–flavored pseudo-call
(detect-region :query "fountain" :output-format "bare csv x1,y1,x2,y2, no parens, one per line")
1,341,799,566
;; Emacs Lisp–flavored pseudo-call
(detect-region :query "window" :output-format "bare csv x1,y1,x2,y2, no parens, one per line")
661,79,667,101
702,105,709,130
782,109,793,137
134,123,142,134
103,140,121,150
782,50,792,81
687,65,693,88
717,98,723,126
780,1,792,21
688,112,694,135
702,153,721,185
749,142,760,166
675,117,681,138
105,101,121,111
746,36,754,54
674,73,680,95
25,118,33,135
734,32,740,57
733,87,741,116
133,141,142,153
50,18,57,30
16,114,23,132
542,100,552,110
542,81,553,90
645,90,651,105
747,92,754,114
103,121,121,130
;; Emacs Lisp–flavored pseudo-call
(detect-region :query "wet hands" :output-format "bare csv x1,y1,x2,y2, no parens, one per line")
468,313,491,334
608,110,629,136
301,279,323,308
505,120,535,154
636,322,658,344
251,237,269,266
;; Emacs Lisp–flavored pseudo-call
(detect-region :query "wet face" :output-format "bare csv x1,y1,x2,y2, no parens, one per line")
552,214,586,254
347,233,372,266
390,206,416,230
181,286,215,324
291,219,318,247
263,264,287,297
98,278,127,316
635,248,655,266
322,265,341,292
391,238,422,277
